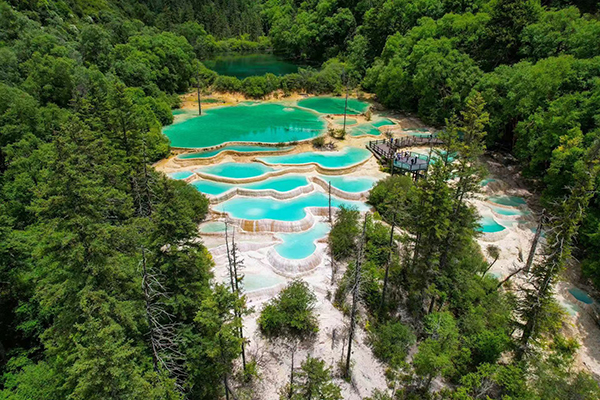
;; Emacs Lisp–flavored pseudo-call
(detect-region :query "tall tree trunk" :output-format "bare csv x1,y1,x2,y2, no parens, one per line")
345,215,367,379
378,214,395,317
525,212,544,273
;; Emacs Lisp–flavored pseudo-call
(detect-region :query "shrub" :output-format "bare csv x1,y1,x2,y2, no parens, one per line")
258,280,319,340
312,136,325,148
213,75,242,92
369,321,416,368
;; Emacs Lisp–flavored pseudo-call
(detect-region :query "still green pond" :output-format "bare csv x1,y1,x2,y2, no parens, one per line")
204,53,299,79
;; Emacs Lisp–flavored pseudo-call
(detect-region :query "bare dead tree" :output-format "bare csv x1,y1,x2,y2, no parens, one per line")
197,71,202,115
224,221,248,372
496,262,524,290
230,228,247,372
378,213,396,317
342,68,349,134
344,214,368,379
141,245,187,390
525,210,545,273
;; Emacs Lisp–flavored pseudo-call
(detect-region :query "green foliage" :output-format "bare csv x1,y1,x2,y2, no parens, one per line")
258,280,319,341
329,206,360,261
283,356,342,400
368,175,414,224
368,321,416,369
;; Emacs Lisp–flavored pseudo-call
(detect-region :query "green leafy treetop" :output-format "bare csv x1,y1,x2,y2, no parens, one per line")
258,280,319,341
281,356,342,400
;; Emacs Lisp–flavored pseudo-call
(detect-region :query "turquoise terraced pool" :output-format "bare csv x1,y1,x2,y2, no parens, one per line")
372,118,395,128
477,215,506,233
168,171,194,180
178,145,293,159
297,97,369,115
350,124,382,137
192,175,310,196
164,103,326,148
196,162,275,179
569,287,594,304
320,175,377,192
258,147,370,168
214,192,370,221
490,205,530,217
488,195,527,207
275,222,330,259
333,118,357,125
199,221,227,233
243,273,286,291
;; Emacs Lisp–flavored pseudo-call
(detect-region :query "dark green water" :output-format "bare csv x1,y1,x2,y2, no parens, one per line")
204,53,299,79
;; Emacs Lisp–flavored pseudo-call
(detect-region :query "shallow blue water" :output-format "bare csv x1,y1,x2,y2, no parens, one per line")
196,162,275,179
490,205,530,217
243,274,286,291
275,222,330,259
199,221,227,233
214,192,370,221
477,215,506,233
191,180,233,195
168,171,194,180
319,175,377,192
569,287,594,304
178,145,293,159
372,118,396,128
243,175,309,191
297,97,369,115
258,147,370,168
488,195,527,207
192,175,310,195
480,178,496,186
350,124,383,137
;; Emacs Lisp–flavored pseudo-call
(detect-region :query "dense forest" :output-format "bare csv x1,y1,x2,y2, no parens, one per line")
0,0,599,399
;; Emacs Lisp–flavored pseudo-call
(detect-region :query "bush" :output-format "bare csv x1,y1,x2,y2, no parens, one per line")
312,136,325,148
213,75,242,92
368,175,414,223
258,280,319,340
369,321,416,368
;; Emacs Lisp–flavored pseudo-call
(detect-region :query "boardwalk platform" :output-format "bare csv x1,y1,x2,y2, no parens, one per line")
367,136,443,178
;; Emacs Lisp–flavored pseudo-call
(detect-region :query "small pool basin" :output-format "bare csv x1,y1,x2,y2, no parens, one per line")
477,215,506,233
297,97,369,115
196,162,275,179
258,147,370,169
319,175,377,192
569,287,594,304
199,221,227,233
192,175,311,196
168,171,194,180
214,192,370,221
488,195,527,207
243,273,286,291
275,222,330,259
178,145,293,159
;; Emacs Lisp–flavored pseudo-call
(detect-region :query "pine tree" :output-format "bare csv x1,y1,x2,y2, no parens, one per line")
517,138,600,359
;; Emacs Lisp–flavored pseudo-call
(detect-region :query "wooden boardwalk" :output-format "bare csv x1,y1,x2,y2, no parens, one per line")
367,135,443,177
